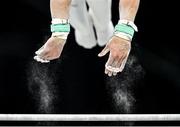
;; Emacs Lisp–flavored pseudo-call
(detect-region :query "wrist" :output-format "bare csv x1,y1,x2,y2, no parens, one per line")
113,19,138,42
51,18,70,40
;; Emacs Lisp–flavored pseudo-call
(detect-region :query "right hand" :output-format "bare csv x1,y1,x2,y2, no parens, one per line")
98,36,131,76
34,36,66,63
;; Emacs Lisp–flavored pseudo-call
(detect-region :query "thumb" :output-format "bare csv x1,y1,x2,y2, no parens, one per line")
98,45,110,57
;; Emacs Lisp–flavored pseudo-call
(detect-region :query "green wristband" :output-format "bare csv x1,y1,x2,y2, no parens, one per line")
115,24,134,37
51,24,70,33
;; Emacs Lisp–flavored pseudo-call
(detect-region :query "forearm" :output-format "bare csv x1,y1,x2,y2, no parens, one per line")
50,0,71,19
34,0,71,63
119,0,140,22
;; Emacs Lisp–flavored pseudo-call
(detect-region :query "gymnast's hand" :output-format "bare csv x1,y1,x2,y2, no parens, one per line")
98,36,131,76
34,36,66,63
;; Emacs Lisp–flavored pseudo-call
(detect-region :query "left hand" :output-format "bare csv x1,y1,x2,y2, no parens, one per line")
98,36,131,76
34,36,66,63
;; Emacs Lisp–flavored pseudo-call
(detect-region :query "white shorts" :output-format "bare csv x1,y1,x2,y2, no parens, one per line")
69,0,114,49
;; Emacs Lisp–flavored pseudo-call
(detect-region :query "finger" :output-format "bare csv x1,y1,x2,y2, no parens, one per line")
119,49,130,71
108,71,113,77
38,50,49,59
105,67,115,77
35,49,43,55
106,53,115,67
105,53,117,76
111,56,121,68
34,56,43,62
40,53,51,60
35,45,45,55
105,53,117,74
98,45,110,57
108,54,126,73
38,55,50,63
117,54,127,68
111,60,119,75
105,68,109,75
105,65,114,77
34,56,50,63
113,72,117,76
33,56,38,61
40,58,50,63
119,56,128,72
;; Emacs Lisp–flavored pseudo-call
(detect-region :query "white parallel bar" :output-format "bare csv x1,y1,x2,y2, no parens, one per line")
0,114,180,121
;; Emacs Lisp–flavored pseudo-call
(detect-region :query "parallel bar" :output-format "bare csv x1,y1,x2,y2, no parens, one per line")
0,114,180,121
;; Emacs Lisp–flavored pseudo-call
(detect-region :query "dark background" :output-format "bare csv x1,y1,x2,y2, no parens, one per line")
0,0,180,125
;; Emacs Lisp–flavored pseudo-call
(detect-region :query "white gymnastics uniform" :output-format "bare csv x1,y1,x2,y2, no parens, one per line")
69,0,114,49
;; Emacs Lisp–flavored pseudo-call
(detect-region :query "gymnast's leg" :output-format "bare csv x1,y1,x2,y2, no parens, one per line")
69,0,97,49
86,0,114,47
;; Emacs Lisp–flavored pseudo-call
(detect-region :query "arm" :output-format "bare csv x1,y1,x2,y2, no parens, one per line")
50,0,71,19
34,0,71,63
119,0,140,21
98,0,140,76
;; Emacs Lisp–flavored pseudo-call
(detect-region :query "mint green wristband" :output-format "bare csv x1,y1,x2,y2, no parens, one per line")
115,24,134,37
51,24,70,33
